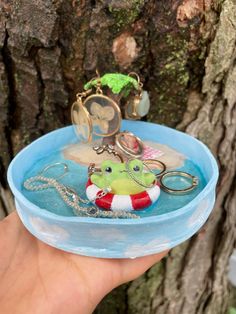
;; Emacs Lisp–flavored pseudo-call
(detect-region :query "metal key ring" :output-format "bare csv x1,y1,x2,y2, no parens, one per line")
115,131,144,158
88,163,102,177
125,159,157,189
159,171,199,195
142,159,166,178
40,162,69,180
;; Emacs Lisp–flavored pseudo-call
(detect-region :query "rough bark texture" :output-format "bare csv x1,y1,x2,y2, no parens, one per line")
0,0,235,313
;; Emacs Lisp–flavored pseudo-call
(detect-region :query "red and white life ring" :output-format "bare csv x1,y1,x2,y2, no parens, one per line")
86,179,160,211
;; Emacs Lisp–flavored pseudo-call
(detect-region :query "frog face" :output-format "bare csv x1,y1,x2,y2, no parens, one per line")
90,160,156,195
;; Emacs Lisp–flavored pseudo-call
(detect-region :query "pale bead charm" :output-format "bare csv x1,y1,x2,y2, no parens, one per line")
136,90,150,117
125,90,150,120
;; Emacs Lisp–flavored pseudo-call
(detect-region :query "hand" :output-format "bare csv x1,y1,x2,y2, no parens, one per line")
0,212,168,314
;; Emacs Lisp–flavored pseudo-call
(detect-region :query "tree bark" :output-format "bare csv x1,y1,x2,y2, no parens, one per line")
0,1,235,313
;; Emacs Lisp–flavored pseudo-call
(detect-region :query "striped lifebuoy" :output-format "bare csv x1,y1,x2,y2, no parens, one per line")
86,179,160,211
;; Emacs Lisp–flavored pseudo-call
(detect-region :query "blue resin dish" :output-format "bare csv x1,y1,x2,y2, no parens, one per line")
7,121,218,258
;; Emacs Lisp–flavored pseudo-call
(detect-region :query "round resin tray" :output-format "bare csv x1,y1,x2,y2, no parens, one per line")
7,121,218,258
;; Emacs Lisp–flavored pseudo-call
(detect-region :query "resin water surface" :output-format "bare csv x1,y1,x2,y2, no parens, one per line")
22,148,206,218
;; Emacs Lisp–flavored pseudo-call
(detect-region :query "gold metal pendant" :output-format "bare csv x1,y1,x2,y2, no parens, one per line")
125,72,150,120
125,93,142,120
125,90,150,120
83,94,121,137
71,99,93,143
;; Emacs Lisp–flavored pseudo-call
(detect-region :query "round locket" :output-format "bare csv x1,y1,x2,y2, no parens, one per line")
71,100,93,143
83,94,121,137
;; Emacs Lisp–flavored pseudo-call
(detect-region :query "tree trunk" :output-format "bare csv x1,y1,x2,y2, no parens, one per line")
0,1,235,313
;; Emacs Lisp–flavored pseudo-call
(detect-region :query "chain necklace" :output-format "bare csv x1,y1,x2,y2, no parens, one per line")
24,175,139,219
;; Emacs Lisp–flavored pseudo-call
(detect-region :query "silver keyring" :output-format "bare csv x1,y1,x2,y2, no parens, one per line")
125,159,157,189
115,131,144,158
88,163,102,177
40,162,69,180
142,159,166,178
159,171,199,194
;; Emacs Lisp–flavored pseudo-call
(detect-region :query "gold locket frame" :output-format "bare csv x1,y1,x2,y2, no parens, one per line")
83,93,121,137
71,100,93,143
125,72,144,120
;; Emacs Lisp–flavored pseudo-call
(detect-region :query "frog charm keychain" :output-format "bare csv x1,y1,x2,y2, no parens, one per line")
86,143,198,212
86,159,161,211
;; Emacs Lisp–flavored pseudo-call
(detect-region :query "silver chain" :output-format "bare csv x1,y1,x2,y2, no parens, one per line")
24,175,139,219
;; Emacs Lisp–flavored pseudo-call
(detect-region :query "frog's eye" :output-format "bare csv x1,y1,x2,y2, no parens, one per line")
105,166,112,173
133,165,140,172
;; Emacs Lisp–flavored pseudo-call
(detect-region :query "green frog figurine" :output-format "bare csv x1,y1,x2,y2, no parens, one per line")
86,160,160,211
